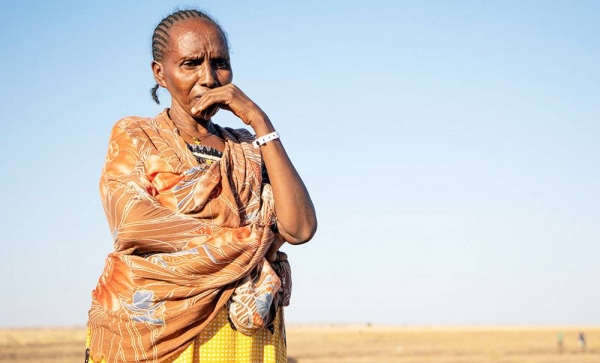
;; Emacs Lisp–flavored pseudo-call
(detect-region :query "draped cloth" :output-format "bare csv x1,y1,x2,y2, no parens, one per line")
87,109,284,363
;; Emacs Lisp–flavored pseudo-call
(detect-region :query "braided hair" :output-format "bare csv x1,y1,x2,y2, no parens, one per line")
150,9,228,104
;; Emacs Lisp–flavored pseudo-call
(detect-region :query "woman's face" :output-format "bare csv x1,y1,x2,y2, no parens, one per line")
153,19,232,120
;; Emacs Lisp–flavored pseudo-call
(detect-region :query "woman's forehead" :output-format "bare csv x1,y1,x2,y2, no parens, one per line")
168,19,229,55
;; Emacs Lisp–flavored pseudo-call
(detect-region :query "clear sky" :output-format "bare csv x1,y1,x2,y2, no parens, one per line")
1,0,599,327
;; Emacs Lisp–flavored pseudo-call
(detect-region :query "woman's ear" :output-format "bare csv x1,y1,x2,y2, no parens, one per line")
152,61,167,88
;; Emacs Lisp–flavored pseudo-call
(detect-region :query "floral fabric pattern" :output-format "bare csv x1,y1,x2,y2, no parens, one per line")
87,110,281,363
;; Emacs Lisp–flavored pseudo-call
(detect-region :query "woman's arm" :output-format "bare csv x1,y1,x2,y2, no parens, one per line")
250,116,318,244
191,85,318,244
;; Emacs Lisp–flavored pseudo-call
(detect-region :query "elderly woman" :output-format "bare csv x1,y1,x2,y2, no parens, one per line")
86,9,317,363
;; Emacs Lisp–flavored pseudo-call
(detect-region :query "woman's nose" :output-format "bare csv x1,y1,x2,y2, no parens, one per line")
199,63,219,88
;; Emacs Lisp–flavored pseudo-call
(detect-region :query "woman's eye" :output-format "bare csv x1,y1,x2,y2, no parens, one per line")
182,60,201,67
213,59,229,69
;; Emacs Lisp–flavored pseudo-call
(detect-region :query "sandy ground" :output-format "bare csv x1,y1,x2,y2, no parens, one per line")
0,325,598,362
286,325,599,363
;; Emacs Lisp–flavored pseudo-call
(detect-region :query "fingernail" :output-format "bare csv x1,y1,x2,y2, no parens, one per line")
191,107,196,113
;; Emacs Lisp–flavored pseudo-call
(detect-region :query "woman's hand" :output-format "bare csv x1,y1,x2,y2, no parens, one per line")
266,233,286,263
190,84,267,127
193,83,318,244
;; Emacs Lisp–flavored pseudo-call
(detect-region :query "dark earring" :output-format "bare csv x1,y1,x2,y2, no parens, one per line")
150,84,160,104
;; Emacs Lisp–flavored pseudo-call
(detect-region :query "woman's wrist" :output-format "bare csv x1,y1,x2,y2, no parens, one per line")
247,110,275,136
252,131,280,148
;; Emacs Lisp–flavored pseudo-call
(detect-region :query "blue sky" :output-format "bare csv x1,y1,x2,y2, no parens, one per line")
1,0,599,327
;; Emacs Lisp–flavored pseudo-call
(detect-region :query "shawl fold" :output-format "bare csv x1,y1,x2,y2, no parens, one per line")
88,110,284,363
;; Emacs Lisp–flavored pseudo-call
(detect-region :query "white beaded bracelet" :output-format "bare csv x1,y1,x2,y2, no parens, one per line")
252,131,280,148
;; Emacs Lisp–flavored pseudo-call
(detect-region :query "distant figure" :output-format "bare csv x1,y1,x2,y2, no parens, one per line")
557,332,564,353
578,332,586,351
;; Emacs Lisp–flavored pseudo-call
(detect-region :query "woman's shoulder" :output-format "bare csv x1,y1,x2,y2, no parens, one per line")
112,115,155,132
108,112,169,141
103,115,169,150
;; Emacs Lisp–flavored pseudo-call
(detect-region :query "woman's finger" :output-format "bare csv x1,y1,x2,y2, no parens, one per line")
191,85,262,125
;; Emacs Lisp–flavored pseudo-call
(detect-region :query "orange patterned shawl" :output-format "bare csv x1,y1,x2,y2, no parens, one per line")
88,109,277,363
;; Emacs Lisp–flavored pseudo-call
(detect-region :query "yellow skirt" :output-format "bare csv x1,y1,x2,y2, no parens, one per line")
86,308,287,363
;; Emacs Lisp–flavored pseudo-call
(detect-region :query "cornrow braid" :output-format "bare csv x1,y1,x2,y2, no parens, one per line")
150,9,228,104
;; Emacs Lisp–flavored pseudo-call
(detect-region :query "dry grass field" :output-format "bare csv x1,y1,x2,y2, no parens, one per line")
0,325,598,363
